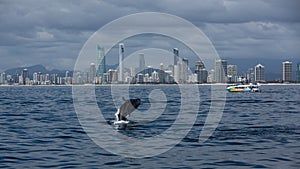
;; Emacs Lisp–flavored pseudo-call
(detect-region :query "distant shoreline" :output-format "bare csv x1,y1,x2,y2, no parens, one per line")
0,83,299,87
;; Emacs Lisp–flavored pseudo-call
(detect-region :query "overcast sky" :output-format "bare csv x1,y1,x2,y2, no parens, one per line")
0,0,299,74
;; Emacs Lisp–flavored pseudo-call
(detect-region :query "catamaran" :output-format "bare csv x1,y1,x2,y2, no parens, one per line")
227,83,261,92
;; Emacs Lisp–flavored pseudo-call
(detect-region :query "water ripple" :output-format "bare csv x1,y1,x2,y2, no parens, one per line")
0,85,299,168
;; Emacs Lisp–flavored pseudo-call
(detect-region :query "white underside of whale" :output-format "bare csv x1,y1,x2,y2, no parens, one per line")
113,120,129,125
114,109,130,125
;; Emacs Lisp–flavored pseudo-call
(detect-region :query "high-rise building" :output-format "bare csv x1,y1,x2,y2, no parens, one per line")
197,70,208,84
89,63,96,83
214,59,227,83
103,73,109,84
33,72,38,84
227,65,237,77
227,65,238,83
152,71,159,82
118,43,124,82
0,72,3,84
247,68,255,83
159,63,165,84
174,63,181,83
73,71,82,84
0,72,6,84
22,69,29,85
45,74,50,84
96,45,106,81
144,73,149,83
19,76,23,85
139,53,145,73
255,64,265,82
65,71,69,78
108,69,118,83
182,58,189,83
195,61,208,84
173,48,179,66
2,72,6,84
195,61,205,70
65,71,72,84
137,73,144,83
50,74,57,84
130,67,136,77
296,62,300,83
167,64,174,77
282,61,293,82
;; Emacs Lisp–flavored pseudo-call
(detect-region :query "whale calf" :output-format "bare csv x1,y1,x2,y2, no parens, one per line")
115,98,141,122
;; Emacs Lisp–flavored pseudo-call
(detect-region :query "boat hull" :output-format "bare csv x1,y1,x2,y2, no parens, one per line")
227,84,261,93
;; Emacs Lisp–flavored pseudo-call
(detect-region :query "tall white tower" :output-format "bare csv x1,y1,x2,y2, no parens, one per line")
96,45,106,80
89,63,96,83
118,43,124,82
282,61,292,82
182,58,188,83
214,59,227,83
255,64,265,82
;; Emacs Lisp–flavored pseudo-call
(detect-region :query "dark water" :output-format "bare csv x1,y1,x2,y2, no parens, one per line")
0,85,299,168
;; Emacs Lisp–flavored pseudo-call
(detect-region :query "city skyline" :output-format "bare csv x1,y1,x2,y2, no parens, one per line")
0,44,299,85
83,44,299,84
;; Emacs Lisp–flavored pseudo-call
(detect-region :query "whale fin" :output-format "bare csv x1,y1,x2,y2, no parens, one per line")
116,98,141,121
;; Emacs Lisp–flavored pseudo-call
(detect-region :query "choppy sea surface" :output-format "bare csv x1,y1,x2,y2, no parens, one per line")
0,85,299,168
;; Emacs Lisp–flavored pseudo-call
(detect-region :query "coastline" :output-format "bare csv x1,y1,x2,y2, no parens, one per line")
0,83,300,87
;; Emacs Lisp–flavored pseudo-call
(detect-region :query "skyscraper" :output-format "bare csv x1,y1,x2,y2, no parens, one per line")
22,69,29,85
159,63,165,84
130,67,136,77
182,58,189,83
282,61,293,82
247,68,255,83
118,43,124,82
65,71,69,78
195,61,208,84
173,48,179,66
255,64,265,82
195,61,205,70
0,72,3,84
297,62,300,83
214,59,227,83
174,63,181,83
227,65,238,83
96,45,106,80
33,72,38,84
89,63,96,83
139,53,145,73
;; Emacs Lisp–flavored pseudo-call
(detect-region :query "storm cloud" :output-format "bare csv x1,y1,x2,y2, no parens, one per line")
0,0,299,74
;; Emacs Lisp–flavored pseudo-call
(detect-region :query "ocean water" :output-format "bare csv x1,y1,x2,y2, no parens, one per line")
0,85,299,168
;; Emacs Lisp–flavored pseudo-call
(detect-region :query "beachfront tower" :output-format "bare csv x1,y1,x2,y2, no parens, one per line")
282,61,293,82
96,45,106,80
255,64,265,82
118,43,124,82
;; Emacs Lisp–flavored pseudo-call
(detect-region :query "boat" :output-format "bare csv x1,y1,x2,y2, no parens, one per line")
227,83,261,92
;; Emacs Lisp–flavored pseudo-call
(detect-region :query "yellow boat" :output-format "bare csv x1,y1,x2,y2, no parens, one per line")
227,84,261,92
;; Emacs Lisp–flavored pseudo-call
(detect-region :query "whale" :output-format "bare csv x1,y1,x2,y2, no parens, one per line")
115,98,141,122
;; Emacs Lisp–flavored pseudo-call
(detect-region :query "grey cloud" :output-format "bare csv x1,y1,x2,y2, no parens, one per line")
105,0,300,23
0,0,299,73
202,21,300,59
